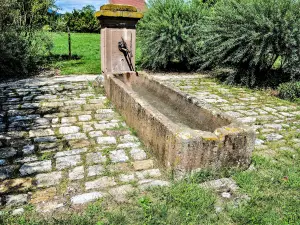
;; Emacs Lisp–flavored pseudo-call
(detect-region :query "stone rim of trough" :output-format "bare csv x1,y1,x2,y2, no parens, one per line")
109,71,256,142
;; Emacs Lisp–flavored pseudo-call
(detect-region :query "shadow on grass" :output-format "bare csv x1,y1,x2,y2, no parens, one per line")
47,54,81,62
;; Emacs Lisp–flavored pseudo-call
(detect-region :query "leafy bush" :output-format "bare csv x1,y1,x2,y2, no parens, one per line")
195,0,300,87
0,32,52,79
0,0,54,79
138,0,209,71
278,82,300,101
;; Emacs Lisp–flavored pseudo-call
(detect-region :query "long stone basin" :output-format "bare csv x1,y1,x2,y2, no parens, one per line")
104,72,255,176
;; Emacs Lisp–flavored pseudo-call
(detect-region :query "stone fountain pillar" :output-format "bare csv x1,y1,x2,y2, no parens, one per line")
96,4,143,75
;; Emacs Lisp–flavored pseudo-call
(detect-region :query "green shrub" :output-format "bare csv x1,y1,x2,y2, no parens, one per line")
195,0,300,87
278,82,300,101
138,0,208,71
0,31,52,79
0,0,54,79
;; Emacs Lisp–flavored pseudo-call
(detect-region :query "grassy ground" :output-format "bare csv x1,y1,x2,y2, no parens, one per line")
49,32,142,75
1,181,223,225
49,32,101,75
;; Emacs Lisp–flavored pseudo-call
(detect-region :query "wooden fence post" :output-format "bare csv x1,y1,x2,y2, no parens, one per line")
67,27,72,59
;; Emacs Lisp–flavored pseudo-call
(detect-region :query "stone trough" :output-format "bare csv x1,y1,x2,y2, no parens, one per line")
104,72,255,176
96,4,255,176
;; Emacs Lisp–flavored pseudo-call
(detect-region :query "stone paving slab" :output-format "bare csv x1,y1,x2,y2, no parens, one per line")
0,75,168,214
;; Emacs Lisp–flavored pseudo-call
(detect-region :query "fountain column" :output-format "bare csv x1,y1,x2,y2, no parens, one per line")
96,4,143,75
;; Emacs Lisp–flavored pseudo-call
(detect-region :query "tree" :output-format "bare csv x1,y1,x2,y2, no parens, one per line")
0,0,54,78
55,5,100,33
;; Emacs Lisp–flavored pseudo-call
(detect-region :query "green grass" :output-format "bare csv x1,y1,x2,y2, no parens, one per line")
231,156,300,224
0,181,224,225
49,32,101,75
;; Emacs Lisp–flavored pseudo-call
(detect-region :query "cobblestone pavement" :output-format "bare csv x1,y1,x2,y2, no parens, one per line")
1,73,299,216
0,75,168,214
153,74,300,160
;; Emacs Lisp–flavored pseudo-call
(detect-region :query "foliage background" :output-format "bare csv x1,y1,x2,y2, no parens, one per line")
138,0,300,91
194,0,300,87
137,0,209,71
1,0,299,97
49,5,100,33
0,0,54,79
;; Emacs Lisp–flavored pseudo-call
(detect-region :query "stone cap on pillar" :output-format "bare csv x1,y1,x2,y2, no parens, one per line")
96,4,143,18
96,4,143,28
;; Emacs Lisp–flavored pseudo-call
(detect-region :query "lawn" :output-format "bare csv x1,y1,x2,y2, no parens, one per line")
49,32,142,75
49,32,101,75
